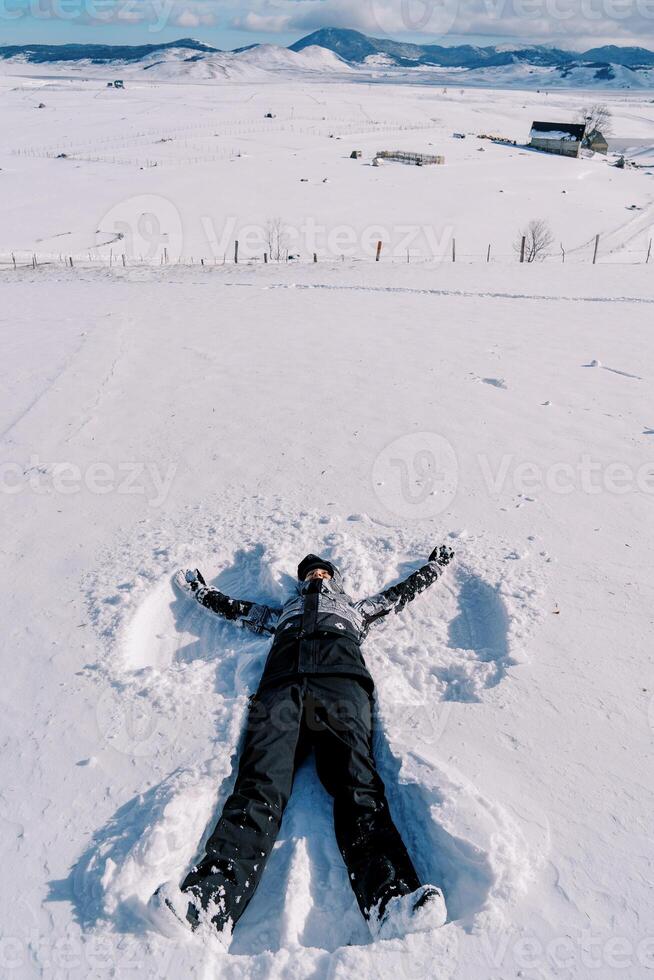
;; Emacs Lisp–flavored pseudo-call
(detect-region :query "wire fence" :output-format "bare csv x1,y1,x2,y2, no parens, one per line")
1,237,653,271
9,118,438,169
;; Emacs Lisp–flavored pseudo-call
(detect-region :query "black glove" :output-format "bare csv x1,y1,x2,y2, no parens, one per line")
428,545,455,566
174,568,207,595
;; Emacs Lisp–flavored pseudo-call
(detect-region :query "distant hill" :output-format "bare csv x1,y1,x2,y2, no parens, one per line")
581,45,654,66
289,28,654,70
0,38,219,64
1,30,653,87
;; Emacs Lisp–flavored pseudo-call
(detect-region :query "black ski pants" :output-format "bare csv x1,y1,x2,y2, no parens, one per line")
182,675,421,929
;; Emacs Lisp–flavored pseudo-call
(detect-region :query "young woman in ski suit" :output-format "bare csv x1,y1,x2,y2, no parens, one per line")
156,546,454,943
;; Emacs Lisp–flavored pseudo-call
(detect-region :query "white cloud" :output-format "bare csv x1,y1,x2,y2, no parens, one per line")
168,2,218,28
234,11,293,31
226,0,654,45
175,9,201,26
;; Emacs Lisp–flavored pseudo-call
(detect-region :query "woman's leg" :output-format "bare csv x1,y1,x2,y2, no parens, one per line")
182,680,308,931
309,676,421,922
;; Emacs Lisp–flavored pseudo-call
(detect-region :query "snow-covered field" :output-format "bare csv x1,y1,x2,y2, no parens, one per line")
2,70,654,265
1,64,653,980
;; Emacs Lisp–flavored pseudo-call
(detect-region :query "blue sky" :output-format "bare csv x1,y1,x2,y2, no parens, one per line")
1,0,653,49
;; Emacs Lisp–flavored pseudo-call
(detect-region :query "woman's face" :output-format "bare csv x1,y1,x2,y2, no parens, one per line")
305,568,332,582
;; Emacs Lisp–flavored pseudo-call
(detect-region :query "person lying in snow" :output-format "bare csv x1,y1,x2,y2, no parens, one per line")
152,546,454,945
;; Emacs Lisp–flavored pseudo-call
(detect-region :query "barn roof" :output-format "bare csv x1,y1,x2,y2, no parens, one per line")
530,121,586,141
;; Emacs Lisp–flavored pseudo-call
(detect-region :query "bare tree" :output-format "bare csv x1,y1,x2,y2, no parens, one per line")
514,219,554,263
266,217,289,262
579,103,613,138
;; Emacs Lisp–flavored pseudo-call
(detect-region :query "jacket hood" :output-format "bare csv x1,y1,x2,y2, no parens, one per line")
297,553,337,582
295,561,345,596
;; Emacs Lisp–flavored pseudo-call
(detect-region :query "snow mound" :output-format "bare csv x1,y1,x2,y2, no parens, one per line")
235,44,353,74
122,43,353,82
139,51,251,81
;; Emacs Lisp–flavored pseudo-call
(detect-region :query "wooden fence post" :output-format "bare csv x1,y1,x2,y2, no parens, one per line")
376,241,382,262
520,236,526,263
234,240,239,264
313,252,318,263
264,252,268,264
122,254,126,267
486,244,491,263
452,238,456,263
12,253,16,270
593,234,600,265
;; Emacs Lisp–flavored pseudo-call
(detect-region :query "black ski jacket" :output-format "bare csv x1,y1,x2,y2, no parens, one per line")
191,559,445,692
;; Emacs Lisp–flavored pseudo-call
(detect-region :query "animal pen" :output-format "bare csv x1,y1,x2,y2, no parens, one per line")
375,150,445,166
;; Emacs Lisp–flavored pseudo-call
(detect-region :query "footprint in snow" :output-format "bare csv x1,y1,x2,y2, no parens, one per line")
469,374,507,389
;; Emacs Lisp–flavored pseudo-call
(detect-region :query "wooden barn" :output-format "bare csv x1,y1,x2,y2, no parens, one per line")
529,121,586,158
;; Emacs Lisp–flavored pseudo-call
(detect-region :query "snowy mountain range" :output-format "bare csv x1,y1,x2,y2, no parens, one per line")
2,29,654,87
290,29,654,69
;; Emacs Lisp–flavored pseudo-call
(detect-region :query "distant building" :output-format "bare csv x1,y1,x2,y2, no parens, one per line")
529,121,586,158
585,129,609,154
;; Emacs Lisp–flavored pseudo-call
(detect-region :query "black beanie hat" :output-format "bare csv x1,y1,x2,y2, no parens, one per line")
297,554,335,581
